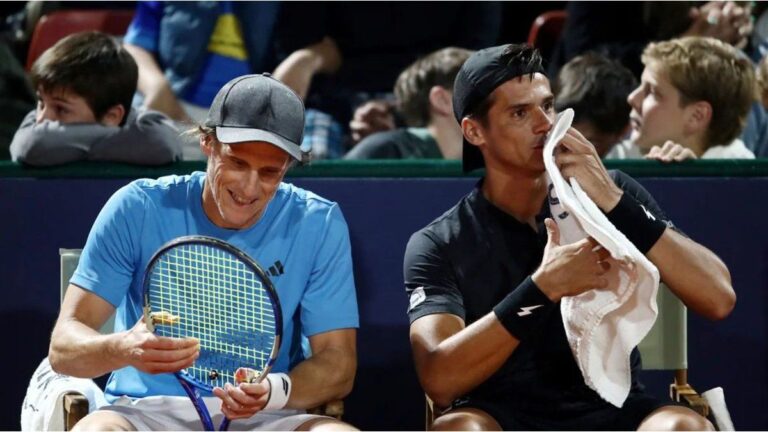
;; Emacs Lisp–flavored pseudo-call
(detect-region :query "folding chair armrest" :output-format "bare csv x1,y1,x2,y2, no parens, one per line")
307,399,344,420
63,392,89,431
669,382,709,417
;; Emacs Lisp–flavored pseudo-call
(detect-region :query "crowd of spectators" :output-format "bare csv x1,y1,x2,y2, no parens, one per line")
1,0,768,166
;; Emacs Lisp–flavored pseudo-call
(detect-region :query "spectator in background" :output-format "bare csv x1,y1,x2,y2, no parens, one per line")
9,31,181,167
548,2,768,158
274,2,501,155
607,36,756,161
553,53,637,157
549,1,753,79
757,54,768,112
345,47,472,160
0,39,34,159
122,1,282,159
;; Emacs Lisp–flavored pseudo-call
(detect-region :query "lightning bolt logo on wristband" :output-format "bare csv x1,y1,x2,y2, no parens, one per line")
517,304,544,316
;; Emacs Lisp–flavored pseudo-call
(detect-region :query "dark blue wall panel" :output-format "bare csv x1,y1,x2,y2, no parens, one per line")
1,176,765,430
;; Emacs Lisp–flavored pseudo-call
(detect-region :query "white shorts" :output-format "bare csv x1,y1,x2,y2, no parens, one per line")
100,396,326,431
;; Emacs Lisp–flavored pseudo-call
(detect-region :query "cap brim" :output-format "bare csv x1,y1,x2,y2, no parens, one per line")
462,137,485,173
216,127,303,161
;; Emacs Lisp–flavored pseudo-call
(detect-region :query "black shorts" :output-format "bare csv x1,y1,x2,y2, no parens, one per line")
452,391,678,431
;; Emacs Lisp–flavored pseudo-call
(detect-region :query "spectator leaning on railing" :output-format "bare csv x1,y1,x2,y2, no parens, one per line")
606,36,756,161
9,31,181,167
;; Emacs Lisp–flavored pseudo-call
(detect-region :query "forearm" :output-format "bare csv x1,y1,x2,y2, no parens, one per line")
411,313,519,408
10,114,104,166
272,37,341,100
90,111,182,165
285,344,356,409
123,43,189,122
648,229,734,320
49,318,127,378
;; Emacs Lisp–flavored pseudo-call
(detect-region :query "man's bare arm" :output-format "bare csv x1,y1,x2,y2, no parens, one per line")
410,313,518,408
123,43,191,122
286,328,357,408
648,229,734,320
49,284,199,378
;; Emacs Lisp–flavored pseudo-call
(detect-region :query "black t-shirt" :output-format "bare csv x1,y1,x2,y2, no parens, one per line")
404,170,675,414
343,128,442,160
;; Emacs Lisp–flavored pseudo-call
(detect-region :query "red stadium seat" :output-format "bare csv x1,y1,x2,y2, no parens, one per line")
526,10,567,61
25,9,135,70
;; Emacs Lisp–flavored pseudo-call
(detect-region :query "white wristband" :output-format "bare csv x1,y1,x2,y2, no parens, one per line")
264,373,292,410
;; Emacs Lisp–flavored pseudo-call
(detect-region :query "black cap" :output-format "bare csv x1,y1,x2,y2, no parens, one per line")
452,44,545,172
205,73,309,164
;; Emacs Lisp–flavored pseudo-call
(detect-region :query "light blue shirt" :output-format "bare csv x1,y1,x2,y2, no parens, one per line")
71,172,359,401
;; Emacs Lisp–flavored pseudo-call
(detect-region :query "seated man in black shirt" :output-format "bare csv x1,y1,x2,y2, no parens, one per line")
404,44,734,431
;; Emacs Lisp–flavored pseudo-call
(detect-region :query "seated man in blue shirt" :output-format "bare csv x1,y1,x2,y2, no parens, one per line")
49,74,359,431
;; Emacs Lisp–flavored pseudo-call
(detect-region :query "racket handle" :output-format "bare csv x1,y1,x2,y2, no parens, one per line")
219,417,232,431
177,375,215,431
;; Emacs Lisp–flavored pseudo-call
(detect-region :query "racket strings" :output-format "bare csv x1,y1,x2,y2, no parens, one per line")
147,243,277,388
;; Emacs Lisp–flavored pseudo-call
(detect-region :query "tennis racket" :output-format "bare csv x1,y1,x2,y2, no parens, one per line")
142,235,282,431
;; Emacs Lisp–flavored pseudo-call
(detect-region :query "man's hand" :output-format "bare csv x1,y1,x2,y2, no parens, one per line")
117,318,199,374
645,141,698,162
349,100,396,144
556,127,624,212
532,219,611,302
213,379,271,420
685,1,753,49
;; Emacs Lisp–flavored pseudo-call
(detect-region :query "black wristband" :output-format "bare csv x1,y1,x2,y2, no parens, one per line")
605,193,668,254
493,277,555,341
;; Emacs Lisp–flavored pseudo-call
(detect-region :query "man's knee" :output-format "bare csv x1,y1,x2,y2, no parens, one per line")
430,408,501,431
638,406,715,431
295,417,358,431
71,411,136,431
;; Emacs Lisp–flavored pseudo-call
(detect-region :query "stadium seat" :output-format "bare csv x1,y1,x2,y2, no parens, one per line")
425,283,709,427
26,9,135,70
637,284,709,417
526,10,567,62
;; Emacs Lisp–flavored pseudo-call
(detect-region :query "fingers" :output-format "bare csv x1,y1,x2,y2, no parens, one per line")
594,244,611,261
133,341,199,374
214,381,270,420
544,218,560,248
141,355,197,374
558,128,597,155
125,320,201,373
646,145,663,160
147,335,199,350
644,141,698,163
599,260,612,273
349,100,395,141
140,341,200,362
673,147,696,162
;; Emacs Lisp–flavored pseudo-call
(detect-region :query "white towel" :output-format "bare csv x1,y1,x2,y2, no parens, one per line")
542,109,660,407
702,387,735,431
21,357,108,431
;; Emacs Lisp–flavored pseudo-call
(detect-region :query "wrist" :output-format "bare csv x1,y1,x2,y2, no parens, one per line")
493,277,556,341
605,193,668,254
596,186,624,213
107,332,130,370
264,373,292,410
531,269,559,302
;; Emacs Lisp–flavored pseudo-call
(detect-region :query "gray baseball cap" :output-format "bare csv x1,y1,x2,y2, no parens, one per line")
205,73,309,163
